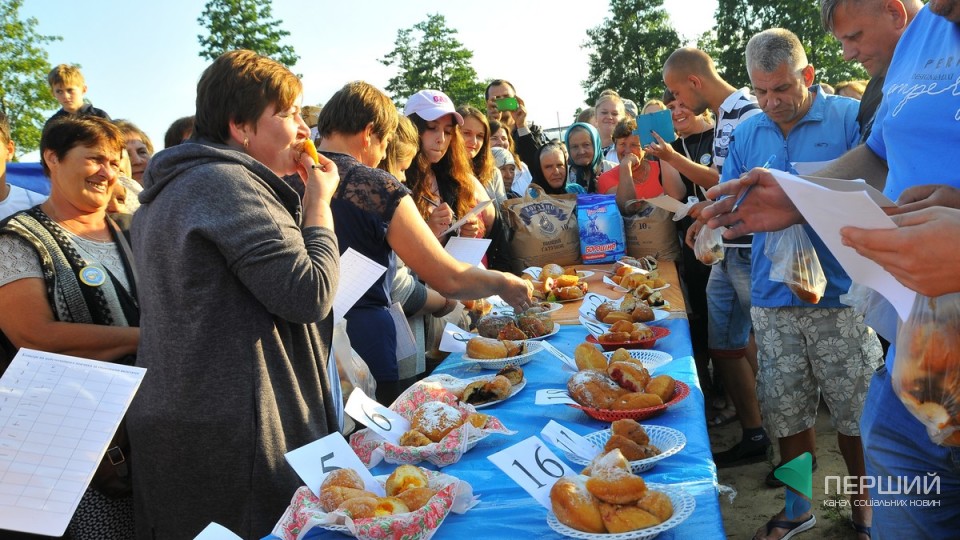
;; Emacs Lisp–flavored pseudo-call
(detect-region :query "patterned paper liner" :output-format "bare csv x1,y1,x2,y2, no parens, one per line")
350,383,516,467
275,469,476,540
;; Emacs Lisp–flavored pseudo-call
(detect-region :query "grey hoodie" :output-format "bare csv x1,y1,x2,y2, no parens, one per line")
128,140,339,539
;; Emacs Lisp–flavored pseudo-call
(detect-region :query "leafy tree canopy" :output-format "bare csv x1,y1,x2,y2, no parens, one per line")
0,0,61,157
380,13,486,110
197,0,298,68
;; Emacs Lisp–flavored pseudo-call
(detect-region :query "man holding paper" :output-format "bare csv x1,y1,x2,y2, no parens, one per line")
704,4,960,536
717,28,882,540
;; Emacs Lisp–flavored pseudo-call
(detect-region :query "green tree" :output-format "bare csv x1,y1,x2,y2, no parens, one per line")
700,0,866,89
0,0,60,157
197,0,298,68
380,14,486,110
582,0,681,107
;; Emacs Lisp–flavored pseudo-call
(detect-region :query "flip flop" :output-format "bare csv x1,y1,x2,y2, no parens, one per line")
853,523,871,539
708,408,738,428
754,514,816,540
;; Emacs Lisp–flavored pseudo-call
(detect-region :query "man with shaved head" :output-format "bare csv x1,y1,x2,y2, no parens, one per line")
663,48,770,472
820,0,923,141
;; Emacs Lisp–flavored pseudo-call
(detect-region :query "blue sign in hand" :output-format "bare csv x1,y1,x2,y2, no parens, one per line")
633,109,677,147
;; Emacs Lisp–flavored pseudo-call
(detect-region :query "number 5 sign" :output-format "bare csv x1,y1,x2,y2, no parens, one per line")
487,436,576,508
284,432,383,496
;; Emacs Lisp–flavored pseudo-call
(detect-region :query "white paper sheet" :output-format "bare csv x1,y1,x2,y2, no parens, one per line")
444,236,492,267
389,302,418,362
791,160,835,176
0,349,146,537
438,322,473,353
770,170,916,319
639,194,685,214
440,199,493,237
333,248,387,324
194,523,243,540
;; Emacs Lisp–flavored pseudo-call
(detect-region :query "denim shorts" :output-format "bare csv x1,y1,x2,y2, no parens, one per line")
860,364,960,539
706,247,753,353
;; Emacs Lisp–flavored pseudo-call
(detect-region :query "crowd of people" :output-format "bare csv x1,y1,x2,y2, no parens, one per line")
0,0,957,539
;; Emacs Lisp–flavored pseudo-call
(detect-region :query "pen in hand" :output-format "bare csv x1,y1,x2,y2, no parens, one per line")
730,154,777,213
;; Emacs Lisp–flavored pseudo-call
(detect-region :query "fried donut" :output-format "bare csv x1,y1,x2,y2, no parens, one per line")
567,370,627,409
586,466,647,504
411,401,463,442
575,342,609,371
611,392,663,410
603,311,633,325
607,361,651,392
466,412,489,429
609,320,635,334
611,419,650,446
374,496,410,517
630,303,655,322
550,476,606,534
396,487,437,511
321,468,365,491
336,496,379,519
496,365,524,385
385,464,428,496
298,139,319,163
460,380,488,405
497,322,529,340
604,434,659,461
644,375,676,403
630,322,655,341
466,336,509,359
609,348,632,364
399,429,433,447
319,486,375,512
461,376,512,405
582,448,630,476
637,490,673,522
599,331,632,344
595,302,617,323
598,502,661,533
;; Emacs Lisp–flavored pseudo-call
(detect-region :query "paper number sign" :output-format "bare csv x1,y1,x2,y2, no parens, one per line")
540,420,601,461
284,431,384,496
488,436,576,508
535,389,578,406
344,387,410,445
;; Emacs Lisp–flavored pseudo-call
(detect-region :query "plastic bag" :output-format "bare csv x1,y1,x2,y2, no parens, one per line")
840,282,899,345
332,319,377,432
693,225,724,265
763,224,826,304
892,293,960,446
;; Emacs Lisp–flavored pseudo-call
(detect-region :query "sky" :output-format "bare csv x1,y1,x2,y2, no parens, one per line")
18,0,718,160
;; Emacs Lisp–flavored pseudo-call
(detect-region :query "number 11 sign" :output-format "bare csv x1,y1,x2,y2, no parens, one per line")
487,436,576,508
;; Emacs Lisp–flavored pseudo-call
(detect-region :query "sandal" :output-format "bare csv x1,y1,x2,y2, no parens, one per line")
709,408,738,428
753,514,816,540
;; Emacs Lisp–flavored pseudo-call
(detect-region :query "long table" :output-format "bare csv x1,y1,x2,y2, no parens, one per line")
286,262,724,539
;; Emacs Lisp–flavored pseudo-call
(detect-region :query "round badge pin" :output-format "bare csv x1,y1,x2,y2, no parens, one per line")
79,265,107,287
699,153,712,166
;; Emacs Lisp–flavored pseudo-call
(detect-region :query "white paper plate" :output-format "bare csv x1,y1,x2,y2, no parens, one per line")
559,425,686,473
546,483,695,540
462,340,544,369
577,270,596,279
524,266,594,281
601,349,674,372
578,293,670,327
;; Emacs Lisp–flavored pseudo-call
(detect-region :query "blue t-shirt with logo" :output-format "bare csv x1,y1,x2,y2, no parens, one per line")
720,88,861,308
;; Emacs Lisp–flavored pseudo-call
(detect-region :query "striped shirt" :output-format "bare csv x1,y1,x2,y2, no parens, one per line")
714,88,761,173
714,88,761,248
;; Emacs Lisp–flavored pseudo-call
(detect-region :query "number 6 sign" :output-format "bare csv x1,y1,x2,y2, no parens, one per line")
344,388,411,445
488,436,576,508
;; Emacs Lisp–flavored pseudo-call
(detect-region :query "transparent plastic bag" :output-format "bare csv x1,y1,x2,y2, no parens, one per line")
763,224,826,304
840,282,899,345
892,293,960,446
693,225,724,266
332,319,377,417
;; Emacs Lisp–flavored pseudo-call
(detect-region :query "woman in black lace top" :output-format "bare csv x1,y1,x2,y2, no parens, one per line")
317,81,533,404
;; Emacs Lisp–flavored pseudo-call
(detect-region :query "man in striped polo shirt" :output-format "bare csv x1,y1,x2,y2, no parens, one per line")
663,48,771,469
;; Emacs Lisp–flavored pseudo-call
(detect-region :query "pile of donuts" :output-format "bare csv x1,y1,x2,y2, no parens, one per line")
526,263,589,302
608,265,666,290
399,401,491,447
568,343,676,410
458,365,524,406
465,336,526,360
319,465,438,518
596,419,661,462
475,312,555,340
594,300,656,325
550,448,673,533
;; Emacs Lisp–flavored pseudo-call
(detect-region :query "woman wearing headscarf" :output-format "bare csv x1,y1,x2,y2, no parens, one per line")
128,50,342,538
563,121,615,193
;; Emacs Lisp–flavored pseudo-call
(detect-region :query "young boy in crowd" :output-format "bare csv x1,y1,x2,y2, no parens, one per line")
44,64,110,128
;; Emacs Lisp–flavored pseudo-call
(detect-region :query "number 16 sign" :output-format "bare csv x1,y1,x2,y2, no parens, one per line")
487,436,576,508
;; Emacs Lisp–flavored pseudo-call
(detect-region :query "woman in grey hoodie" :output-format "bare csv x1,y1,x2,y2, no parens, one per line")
128,50,341,539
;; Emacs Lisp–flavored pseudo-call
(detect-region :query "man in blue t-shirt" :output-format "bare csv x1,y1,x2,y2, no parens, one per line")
719,28,883,540
704,5,960,538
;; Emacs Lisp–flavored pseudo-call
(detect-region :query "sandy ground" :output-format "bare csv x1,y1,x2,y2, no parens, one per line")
710,400,864,539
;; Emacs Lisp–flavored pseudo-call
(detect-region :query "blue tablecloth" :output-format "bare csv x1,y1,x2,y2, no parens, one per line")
292,317,725,539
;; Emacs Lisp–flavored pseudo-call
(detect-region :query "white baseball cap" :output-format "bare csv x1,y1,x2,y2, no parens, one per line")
403,89,464,125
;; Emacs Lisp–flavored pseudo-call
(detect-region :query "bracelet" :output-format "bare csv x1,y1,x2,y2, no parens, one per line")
432,298,457,318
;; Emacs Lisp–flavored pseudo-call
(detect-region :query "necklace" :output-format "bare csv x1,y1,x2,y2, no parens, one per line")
43,205,111,243
681,128,712,167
